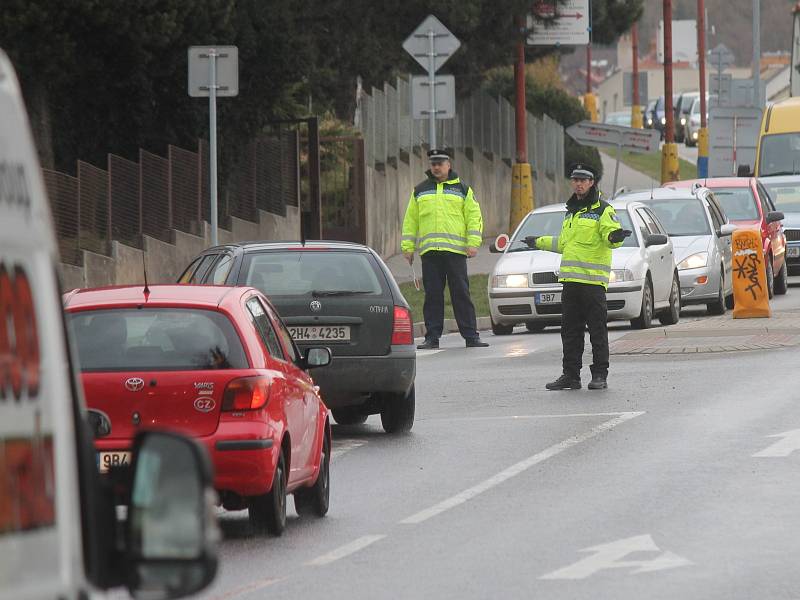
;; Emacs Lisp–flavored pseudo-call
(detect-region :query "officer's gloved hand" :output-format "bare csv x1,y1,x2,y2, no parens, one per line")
521,235,539,248
608,229,632,244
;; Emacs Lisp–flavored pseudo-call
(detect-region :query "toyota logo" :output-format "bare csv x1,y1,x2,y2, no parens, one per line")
310,300,322,312
124,377,145,392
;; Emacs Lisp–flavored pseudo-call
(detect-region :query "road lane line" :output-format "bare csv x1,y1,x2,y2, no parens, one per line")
415,349,444,357
306,535,386,566
331,439,367,460
208,577,283,599
420,412,639,422
400,411,645,525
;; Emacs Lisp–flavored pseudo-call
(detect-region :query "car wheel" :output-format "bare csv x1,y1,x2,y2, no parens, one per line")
630,278,653,329
249,450,287,536
331,407,368,425
525,322,546,333
294,430,330,518
658,274,681,326
766,256,775,299
707,270,726,315
380,384,415,434
491,319,514,335
774,259,789,295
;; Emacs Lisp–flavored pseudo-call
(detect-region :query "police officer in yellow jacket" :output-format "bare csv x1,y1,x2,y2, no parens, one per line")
402,149,489,349
524,164,631,390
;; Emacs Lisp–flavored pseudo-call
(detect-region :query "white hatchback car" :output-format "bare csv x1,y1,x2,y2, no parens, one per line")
488,198,681,334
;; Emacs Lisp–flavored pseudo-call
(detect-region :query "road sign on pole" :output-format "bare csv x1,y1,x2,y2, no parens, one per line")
411,75,455,119
403,16,461,149
188,46,238,248
527,0,590,46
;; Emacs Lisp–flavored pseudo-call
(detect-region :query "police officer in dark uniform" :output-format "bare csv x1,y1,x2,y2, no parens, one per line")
525,163,631,390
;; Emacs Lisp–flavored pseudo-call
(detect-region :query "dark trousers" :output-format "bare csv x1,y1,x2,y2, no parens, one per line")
561,282,609,380
420,251,479,340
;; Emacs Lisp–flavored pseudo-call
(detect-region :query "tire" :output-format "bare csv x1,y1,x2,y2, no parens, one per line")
630,279,653,329
774,259,789,295
294,430,330,518
249,450,287,536
707,270,726,315
331,407,368,425
491,319,514,335
380,384,415,434
766,256,775,299
658,274,681,326
525,322,546,333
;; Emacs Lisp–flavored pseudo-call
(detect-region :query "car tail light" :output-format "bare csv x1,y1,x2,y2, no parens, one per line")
391,306,414,345
222,376,271,411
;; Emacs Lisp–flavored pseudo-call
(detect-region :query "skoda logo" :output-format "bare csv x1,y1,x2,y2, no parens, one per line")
124,377,145,392
310,300,322,312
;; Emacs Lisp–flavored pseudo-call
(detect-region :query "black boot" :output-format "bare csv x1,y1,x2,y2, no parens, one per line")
465,337,489,348
545,374,581,390
588,374,607,390
417,338,439,350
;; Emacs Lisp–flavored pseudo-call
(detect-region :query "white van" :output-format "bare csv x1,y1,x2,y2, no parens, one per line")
0,50,218,600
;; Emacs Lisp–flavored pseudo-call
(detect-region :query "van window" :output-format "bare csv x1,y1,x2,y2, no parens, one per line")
758,133,800,177
68,308,248,371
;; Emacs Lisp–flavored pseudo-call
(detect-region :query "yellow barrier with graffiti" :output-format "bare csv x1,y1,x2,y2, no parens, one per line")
732,229,771,319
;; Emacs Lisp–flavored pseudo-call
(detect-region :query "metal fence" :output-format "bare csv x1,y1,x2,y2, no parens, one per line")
43,132,300,266
357,77,564,181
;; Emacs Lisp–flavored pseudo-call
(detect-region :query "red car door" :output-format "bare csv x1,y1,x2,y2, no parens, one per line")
757,182,786,269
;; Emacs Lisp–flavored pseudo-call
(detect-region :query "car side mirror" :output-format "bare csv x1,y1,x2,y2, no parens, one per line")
737,165,752,177
719,223,737,237
766,211,784,224
644,233,669,247
126,431,218,599
304,347,332,369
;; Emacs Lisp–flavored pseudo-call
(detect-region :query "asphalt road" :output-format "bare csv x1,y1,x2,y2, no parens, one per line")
193,283,800,600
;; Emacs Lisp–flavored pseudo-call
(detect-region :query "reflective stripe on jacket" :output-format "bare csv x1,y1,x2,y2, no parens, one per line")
401,170,483,256
535,193,623,289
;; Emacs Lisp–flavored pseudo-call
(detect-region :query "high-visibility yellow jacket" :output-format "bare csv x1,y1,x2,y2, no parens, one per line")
401,171,483,256
535,190,623,289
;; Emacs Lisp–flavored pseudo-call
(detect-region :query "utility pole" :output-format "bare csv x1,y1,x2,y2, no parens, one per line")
752,0,761,107
697,0,709,177
585,43,598,121
510,15,534,231
661,0,680,183
631,24,642,128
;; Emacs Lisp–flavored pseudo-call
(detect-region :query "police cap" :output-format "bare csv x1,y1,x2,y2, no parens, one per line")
427,148,451,163
569,162,595,180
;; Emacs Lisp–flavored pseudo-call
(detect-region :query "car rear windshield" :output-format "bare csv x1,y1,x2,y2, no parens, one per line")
711,187,759,220
758,134,800,177
640,198,711,236
509,208,637,250
762,181,800,212
68,308,248,371
242,251,385,296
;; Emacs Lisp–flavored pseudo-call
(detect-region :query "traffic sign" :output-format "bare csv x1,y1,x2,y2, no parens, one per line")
566,121,660,154
708,106,762,177
528,0,590,46
188,46,239,97
402,15,461,73
708,43,735,71
411,75,455,119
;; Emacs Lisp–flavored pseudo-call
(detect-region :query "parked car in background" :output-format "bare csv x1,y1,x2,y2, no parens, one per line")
604,111,632,127
674,92,699,143
668,177,787,296
760,175,800,274
653,94,680,138
683,95,716,147
644,99,657,129
64,284,333,536
637,187,735,314
179,241,416,433
488,197,680,333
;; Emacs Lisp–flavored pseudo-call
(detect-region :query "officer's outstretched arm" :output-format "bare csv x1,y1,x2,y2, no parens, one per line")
600,207,625,248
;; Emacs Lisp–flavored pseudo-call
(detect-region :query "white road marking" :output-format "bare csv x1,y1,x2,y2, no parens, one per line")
306,534,386,566
207,577,283,599
752,428,800,457
400,411,644,524
332,439,367,460
420,412,638,423
540,534,692,580
415,349,444,357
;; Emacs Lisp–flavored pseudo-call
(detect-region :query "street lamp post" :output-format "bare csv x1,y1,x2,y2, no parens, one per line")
631,24,643,128
661,0,680,183
697,0,709,177
510,15,534,231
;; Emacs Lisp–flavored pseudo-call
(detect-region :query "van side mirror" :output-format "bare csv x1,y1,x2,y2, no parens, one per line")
644,233,669,247
304,347,332,369
126,431,218,599
719,223,737,237
766,211,784,224
737,165,752,177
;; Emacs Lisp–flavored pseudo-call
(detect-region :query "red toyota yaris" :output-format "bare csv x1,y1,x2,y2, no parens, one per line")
64,284,332,536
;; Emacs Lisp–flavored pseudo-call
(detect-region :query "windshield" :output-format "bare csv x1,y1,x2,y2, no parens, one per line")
711,187,759,220
242,251,384,296
761,181,800,212
758,133,800,177
68,308,248,371
508,208,637,251
639,198,711,236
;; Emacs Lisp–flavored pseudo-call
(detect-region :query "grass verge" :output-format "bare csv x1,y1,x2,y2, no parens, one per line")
398,273,490,322
602,149,697,183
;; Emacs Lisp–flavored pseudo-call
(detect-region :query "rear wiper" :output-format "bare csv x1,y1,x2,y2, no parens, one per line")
311,290,373,297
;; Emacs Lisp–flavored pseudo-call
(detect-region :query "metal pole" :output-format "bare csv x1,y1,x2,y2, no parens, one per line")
427,29,437,149
208,49,218,247
661,0,680,183
752,0,761,107
632,24,641,128
514,15,527,163
586,43,592,94
613,142,622,197
697,0,709,177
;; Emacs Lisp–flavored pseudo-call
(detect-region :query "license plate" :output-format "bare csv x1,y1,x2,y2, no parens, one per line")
535,292,561,305
98,451,131,473
288,325,351,341
788,247,800,258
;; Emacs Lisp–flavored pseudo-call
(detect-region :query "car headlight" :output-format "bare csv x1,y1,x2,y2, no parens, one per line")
680,117,686,126
677,252,708,270
692,131,699,140
609,269,634,283
493,274,529,288
661,117,666,125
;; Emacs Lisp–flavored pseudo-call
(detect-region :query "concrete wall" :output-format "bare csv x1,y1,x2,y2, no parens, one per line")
59,206,300,290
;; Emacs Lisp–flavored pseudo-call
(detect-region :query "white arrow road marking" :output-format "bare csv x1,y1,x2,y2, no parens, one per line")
540,534,692,580
415,349,444,357
752,429,800,457
306,535,386,566
400,412,644,524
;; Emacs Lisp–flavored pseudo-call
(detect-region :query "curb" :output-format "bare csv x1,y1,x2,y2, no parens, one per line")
413,316,492,338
